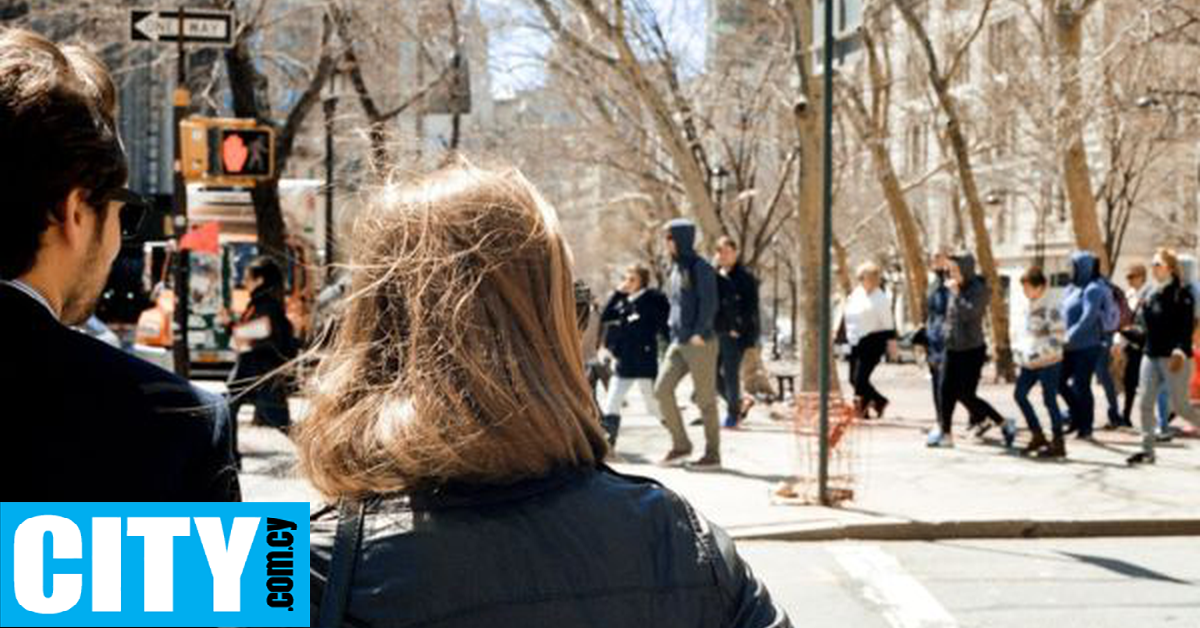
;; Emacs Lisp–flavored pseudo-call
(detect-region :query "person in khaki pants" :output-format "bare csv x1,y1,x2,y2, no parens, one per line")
655,219,722,470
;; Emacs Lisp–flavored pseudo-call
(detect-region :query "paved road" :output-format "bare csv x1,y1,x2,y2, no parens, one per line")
739,537,1200,628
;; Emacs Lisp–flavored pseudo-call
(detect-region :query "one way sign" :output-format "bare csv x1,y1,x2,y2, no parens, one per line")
129,9,235,46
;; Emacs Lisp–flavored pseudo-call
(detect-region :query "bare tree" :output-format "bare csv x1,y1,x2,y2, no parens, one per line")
897,0,1016,379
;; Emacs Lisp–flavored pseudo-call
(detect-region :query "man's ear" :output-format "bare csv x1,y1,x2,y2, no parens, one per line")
58,188,92,253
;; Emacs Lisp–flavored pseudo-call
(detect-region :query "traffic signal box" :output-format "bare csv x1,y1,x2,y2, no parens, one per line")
180,117,275,185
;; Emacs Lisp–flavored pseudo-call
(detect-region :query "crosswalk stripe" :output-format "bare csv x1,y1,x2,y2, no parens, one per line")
830,544,958,628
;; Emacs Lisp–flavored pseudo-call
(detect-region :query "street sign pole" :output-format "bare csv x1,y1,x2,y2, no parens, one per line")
818,0,837,507
172,8,191,379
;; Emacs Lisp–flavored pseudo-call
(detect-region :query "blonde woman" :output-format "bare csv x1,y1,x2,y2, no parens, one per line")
299,162,789,628
1127,248,1200,465
842,262,897,418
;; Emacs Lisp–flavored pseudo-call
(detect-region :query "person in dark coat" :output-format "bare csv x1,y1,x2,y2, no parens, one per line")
599,263,669,446
0,28,239,501
1127,248,1200,465
298,163,789,628
224,257,296,466
714,236,761,428
926,252,1013,448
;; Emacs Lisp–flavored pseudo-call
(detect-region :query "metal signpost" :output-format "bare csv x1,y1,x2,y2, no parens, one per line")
818,0,837,507
130,7,235,378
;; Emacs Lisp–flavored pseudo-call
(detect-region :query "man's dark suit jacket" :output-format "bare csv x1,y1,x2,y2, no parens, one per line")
0,283,241,501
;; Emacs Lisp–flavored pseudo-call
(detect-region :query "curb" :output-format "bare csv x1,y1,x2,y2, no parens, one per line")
729,518,1200,541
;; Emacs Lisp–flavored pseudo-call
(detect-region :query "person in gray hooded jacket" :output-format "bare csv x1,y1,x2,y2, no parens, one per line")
926,252,1013,448
655,218,723,469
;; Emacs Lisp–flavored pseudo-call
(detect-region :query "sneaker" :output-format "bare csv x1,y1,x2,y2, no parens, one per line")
687,454,722,471
1126,451,1156,466
658,448,692,467
926,429,954,448
1001,418,1018,448
1155,431,1174,443
723,416,740,429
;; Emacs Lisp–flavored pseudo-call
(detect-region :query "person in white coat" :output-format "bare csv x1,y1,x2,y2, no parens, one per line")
843,262,898,418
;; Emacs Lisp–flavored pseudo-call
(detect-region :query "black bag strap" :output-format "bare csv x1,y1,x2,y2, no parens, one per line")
317,499,365,628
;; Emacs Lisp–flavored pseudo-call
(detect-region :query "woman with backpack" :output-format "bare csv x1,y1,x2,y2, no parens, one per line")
299,162,789,627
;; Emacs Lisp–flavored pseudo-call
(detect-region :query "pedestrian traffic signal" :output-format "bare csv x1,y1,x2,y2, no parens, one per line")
180,117,275,184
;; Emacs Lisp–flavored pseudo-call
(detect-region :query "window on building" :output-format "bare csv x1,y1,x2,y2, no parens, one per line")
987,18,1017,73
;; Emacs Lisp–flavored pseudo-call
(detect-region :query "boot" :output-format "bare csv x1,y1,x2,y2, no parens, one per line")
871,398,890,420
1022,430,1048,456
853,396,870,419
600,414,621,447
1036,434,1066,459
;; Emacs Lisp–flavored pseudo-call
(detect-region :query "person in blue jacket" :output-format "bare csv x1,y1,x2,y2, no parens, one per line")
654,219,722,470
1059,250,1108,439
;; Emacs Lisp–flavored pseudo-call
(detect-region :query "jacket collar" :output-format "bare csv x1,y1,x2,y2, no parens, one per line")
0,280,58,322
403,465,598,511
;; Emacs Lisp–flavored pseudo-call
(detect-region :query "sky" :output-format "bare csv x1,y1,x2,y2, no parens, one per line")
478,0,709,99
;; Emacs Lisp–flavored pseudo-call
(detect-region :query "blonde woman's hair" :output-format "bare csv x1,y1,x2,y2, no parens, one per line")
294,161,608,499
1156,247,1180,280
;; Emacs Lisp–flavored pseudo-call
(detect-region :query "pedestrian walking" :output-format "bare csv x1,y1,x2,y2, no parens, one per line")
1117,263,1151,427
843,262,898,419
298,162,790,628
223,257,296,466
1059,251,1111,439
1127,248,1200,465
714,236,761,428
654,218,723,469
598,263,670,446
0,28,239,501
1012,267,1067,458
926,252,1013,448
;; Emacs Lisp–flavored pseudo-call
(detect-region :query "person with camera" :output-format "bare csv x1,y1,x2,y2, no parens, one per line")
598,263,669,447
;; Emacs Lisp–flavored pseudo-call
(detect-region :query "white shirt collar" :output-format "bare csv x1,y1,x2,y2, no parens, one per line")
0,279,59,321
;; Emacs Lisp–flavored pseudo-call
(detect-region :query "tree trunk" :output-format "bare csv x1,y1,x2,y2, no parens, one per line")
1054,6,1108,272
898,2,1014,380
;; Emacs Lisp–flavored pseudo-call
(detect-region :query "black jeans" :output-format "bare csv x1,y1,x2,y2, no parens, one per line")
1121,346,1143,426
938,345,1003,433
717,334,747,423
849,332,889,407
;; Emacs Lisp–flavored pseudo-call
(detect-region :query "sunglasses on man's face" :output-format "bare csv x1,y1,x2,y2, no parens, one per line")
110,188,151,240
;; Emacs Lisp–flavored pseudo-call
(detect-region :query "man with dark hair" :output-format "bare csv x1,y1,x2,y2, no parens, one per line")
0,28,240,501
655,219,722,469
224,257,296,464
713,236,760,428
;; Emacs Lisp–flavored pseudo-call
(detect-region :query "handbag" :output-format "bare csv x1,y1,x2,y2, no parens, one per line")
316,499,365,628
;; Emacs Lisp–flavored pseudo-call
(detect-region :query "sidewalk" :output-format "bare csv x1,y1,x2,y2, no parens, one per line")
215,363,1200,540
604,363,1200,540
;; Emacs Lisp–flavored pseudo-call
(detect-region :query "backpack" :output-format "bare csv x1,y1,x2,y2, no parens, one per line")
1096,278,1127,334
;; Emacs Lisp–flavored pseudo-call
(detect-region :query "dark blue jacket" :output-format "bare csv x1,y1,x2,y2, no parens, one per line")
0,283,241,501
926,271,950,364
601,288,669,379
310,466,791,628
665,219,718,343
1061,251,1108,351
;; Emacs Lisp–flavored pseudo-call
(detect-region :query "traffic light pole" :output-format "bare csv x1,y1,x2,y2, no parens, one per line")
171,9,191,379
323,92,337,280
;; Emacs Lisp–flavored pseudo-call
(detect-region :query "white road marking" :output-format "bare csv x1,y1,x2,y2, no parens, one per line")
830,544,958,628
